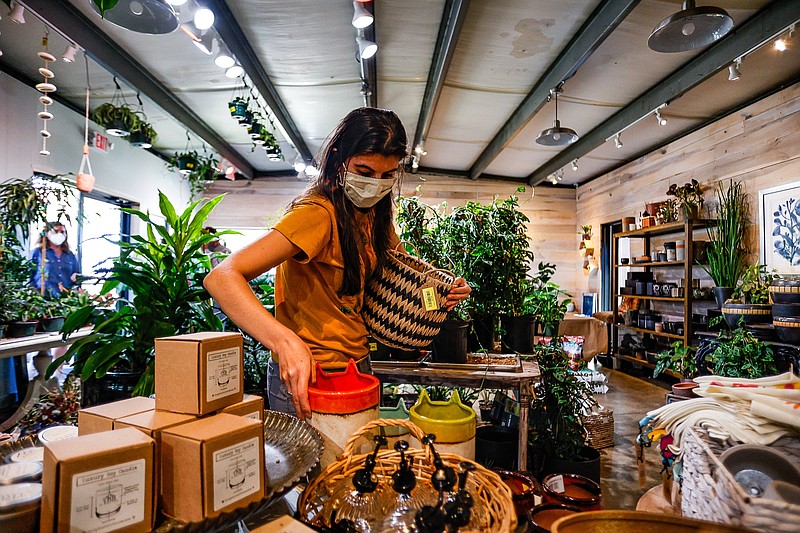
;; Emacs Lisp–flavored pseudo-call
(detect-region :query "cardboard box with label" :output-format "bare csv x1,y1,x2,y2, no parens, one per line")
115,410,197,507
155,332,244,415
220,393,264,421
77,397,156,435
160,413,264,522
41,427,155,533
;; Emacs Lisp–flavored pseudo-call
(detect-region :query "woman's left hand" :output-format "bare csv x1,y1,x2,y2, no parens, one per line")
443,277,471,311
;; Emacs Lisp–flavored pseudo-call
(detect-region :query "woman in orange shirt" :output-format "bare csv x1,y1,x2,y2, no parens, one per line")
205,108,470,420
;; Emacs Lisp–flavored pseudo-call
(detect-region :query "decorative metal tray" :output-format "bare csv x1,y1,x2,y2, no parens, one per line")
1,411,324,533
422,352,522,373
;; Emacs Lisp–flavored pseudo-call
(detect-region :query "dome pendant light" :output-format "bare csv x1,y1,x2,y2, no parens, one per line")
536,87,578,146
648,1,733,53
89,0,179,35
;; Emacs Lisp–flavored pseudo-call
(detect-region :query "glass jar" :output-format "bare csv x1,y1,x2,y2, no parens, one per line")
0,463,43,485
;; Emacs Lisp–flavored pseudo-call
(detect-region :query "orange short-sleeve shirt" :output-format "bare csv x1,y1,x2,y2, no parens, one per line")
272,194,377,368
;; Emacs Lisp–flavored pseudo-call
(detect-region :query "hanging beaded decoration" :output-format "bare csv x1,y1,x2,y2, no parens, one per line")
36,31,57,156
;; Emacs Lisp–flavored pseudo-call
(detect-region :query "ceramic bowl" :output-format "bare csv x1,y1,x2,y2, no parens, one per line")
771,303,800,319
720,443,800,498
773,316,800,344
769,278,800,304
721,303,772,329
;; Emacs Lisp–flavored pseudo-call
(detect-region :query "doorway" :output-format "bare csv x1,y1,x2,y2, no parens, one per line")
600,220,623,311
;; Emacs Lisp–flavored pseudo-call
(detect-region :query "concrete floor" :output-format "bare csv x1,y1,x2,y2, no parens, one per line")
593,365,672,510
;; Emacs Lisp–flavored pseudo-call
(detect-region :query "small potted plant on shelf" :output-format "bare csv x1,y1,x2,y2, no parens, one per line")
653,341,699,397
702,180,749,309
6,285,43,337
656,199,679,224
579,225,592,240
666,179,704,220
721,264,776,329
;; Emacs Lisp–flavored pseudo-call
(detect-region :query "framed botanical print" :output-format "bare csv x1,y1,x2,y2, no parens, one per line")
759,180,800,274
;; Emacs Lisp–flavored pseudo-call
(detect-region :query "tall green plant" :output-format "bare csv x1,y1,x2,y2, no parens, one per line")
48,192,231,396
703,180,749,287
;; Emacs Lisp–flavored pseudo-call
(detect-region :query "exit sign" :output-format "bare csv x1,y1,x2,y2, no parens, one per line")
92,132,110,152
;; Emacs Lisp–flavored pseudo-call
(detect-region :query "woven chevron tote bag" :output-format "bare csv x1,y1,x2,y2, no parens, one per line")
362,243,455,351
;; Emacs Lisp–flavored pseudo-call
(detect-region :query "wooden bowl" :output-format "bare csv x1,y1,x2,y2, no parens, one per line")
551,510,758,532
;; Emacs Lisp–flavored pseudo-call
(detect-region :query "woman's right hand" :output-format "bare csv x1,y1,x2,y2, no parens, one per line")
272,331,315,421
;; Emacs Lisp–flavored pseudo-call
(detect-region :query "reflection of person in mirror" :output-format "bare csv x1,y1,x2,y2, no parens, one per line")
204,108,472,421
30,221,81,297
202,226,232,268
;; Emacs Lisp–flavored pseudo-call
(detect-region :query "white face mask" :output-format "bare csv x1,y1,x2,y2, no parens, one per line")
47,231,66,246
342,171,397,208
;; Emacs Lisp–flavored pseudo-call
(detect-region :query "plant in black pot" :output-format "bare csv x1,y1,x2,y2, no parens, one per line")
706,326,778,379
228,96,249,120
47,193,230,405
127,119,158,149
702,179,749,309
721,264,776,329
528,339,600,483
91,102,140,137
168,151,221,199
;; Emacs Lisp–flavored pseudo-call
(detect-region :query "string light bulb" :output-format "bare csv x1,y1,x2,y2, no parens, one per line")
571,159,578,171
728,58,741,81
614,134,623,149
655,109,667,126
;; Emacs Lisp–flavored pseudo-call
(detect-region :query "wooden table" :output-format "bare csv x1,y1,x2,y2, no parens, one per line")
0,328,91,431
372,359,540,470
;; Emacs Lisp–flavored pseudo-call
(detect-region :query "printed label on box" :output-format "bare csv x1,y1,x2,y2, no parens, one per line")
70,458,146,533
212,437,260,511
207,347,241,402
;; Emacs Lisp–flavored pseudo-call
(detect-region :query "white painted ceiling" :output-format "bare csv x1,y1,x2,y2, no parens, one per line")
0,0,798,186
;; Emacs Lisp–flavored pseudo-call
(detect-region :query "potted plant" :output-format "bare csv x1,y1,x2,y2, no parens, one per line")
6,285,43,337
91,102,140,137
169,150,200,176
15,375,80,436
653,341,699,397
578,225,592,240
47,192,231,404
656,199,679,224
528,339,600,483
721,264,776,328
706,326,778,379
666,179,704,220
228,96,249,120
526,262,572,338
168,151,220,199
702,180,749,309
127,120,158,148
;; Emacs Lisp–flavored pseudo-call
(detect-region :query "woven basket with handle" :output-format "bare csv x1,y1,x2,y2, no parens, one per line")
363,242,455,351
297,418,517,532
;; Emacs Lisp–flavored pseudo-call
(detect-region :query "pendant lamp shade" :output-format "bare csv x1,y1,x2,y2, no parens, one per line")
648,1,733,53
89,0,179,35
536,89,578,146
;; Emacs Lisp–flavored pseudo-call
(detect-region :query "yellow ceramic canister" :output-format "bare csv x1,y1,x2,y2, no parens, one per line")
409,389,476,459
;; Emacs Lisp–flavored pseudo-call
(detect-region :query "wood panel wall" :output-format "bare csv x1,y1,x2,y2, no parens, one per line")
204,173,579,297
576,82,800,299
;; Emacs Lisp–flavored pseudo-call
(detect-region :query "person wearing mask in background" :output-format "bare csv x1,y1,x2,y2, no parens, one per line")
30,221,81,297
204,107,471,420
202,226,232,268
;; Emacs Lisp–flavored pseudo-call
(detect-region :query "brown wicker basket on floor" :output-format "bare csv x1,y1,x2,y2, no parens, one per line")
297,419,517,532
582,406,615,449
681,425,800,532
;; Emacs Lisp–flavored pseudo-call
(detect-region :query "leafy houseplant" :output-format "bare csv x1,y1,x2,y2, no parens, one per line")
579,225,592,240
653,341,698,379
168,151,221,199
656,199,679,224
528,340,598,470
228,96,249,120
722,264,776,329
15,375,80,436
127,119,158,148
706,327,778,379
703,180,749,308
48,193,230,399
91,103,140,137
666,179,704,220
526,262,572,336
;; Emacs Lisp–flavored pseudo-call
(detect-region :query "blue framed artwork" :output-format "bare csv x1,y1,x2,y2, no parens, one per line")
760,180,800,274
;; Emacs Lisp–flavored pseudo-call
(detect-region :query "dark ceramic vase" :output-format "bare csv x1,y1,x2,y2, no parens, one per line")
431,319,470,363
501,314,536,354
468,314,495,352
713,286,735,309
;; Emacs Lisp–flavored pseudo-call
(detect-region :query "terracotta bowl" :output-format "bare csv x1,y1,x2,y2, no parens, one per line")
671,381,699,398
551,510,759,532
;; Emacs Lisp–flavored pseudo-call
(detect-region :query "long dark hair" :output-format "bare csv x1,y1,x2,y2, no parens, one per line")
296,107,407,297
34,221,72,254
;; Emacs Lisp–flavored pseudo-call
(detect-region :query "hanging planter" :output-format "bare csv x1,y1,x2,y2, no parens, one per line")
128,122,157,148
248,122,265,140
175,153,199,175
238,109,254,128
228,97,249,119
92,103,139,138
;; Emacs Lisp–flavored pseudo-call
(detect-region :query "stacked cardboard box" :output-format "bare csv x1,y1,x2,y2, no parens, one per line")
43,332,267,530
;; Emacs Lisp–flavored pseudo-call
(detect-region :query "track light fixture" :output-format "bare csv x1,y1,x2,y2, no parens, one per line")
193,31,215,55
357,33,378,60
8,1,25,24
728,58,741,81
352,1,374,29
655,109,667,126
614,134,623,149
225,63,244,79
648,1,733,53
62,44,79,63
775,24,794,52
536,86,579,146
194,7,215,30
215,41,235,68
571,159,579,171
90,0,178,34
293,156,307,173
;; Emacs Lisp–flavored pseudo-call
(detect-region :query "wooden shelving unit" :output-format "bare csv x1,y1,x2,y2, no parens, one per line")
611,219,715,369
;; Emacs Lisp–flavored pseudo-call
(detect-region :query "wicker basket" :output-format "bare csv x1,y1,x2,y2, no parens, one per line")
582,406,614,449
363,243,455,351
681,426,800,532
298,419,517,532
